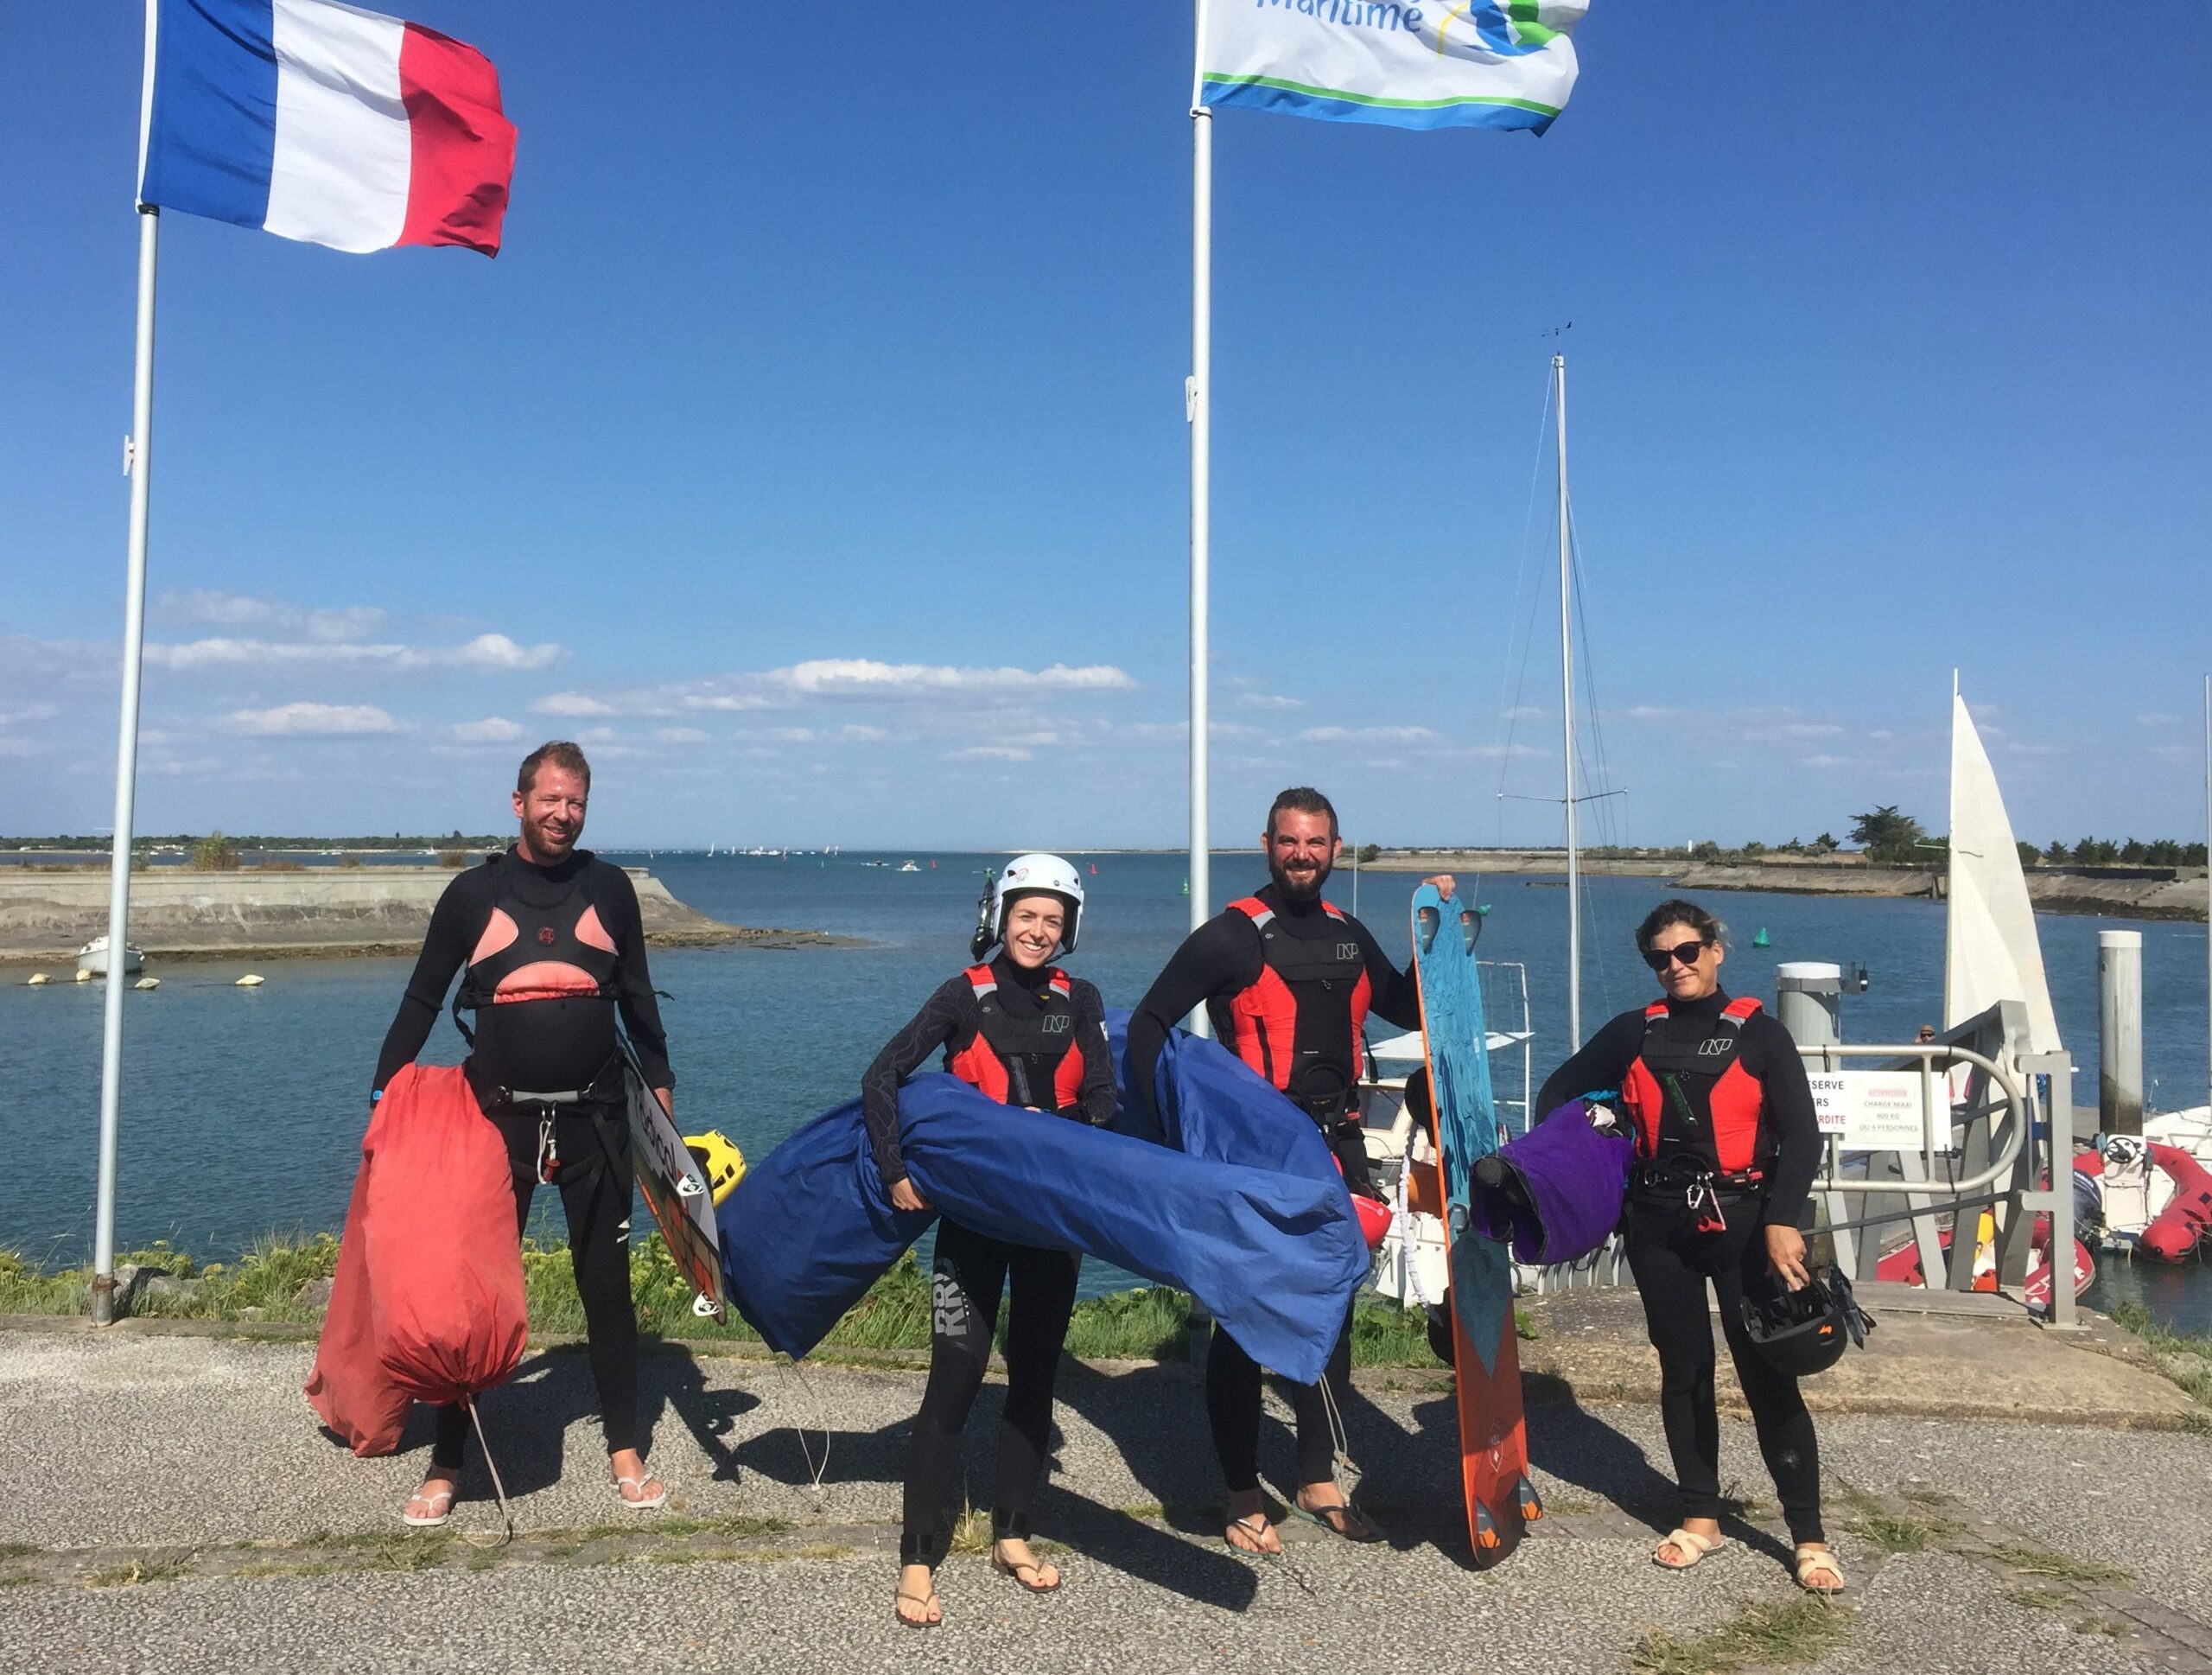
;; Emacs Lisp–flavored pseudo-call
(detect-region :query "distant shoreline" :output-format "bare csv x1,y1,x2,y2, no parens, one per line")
1347,850,2209,923
0,864,855,965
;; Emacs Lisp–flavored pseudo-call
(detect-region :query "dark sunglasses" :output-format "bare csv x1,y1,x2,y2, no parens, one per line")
1643,938,1709,971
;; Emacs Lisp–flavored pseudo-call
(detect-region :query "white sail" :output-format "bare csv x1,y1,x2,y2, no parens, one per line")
1945,691,2062,1054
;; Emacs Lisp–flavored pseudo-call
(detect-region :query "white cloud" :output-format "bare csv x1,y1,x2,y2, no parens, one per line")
1298,725,1443,744
156,589,385,643
769,727,817,743
226,702,399,736
1742,722,1846,742
149,633,563,673
448,716,526,744
532,692,619,717
682,693,779,713
771,659,1135,699
654,726,711,744
1235,692,1305,712
947,745,1033,762
840,724,893,743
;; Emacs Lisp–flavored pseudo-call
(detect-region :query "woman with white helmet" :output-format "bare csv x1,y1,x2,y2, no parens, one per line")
860,853,1114,1629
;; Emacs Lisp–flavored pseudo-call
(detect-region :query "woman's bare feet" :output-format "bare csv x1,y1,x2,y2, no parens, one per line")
402,1474,456,1526
990,1537,1061,1592
1223,1488,1282,1556
1654,1516,1726,1569
609,1447,664,1509
894,1562,943,1627
1294,1482,1379,1541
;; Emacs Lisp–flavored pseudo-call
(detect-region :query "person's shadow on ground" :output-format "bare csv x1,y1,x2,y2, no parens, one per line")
635,1338,762,1486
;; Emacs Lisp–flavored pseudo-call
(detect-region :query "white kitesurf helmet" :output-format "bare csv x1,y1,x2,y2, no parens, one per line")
972,852,1085,959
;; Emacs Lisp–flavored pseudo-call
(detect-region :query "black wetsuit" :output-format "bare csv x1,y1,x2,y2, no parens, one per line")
373,847,674,1474
862,954,1114,1565
1126,881,1421,1496
1538,990,1826,1542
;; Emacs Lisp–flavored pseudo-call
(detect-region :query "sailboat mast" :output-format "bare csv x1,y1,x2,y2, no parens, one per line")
2203,673,2209,1116
1555,352,1580,1052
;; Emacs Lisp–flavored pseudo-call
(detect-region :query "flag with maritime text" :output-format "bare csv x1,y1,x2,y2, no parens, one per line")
1199,0,1586,134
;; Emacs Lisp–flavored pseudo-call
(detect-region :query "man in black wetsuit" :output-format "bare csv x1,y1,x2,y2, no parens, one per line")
372,740,675,1525
1126,787,1449,1555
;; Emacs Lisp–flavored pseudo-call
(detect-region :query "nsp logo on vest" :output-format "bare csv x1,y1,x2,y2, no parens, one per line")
1041,1015,1072,1035
1336,943,1361,962
1696,1039,1735,1057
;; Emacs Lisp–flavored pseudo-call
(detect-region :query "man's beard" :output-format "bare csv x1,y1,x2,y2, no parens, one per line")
1268,854,1331,903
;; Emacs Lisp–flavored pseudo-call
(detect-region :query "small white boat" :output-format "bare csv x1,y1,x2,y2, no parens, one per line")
898,861,920,873
76,937,144,978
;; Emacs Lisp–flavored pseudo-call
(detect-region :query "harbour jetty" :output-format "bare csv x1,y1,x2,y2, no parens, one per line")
0,865,831,963
1351,849,2209,922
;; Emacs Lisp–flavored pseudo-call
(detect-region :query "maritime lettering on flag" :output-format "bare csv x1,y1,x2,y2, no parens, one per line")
1198,0,1586,134
138,0,516,256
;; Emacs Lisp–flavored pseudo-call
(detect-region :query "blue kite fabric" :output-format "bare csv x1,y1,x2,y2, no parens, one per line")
717,1013,1367,1386
1470,1098,1633,1265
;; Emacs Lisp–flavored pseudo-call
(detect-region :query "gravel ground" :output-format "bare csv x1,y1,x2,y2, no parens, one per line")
2,1328,2204,1675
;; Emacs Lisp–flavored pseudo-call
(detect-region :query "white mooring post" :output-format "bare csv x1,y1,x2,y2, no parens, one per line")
1777,963,1851,1271
2098,930,2144,1137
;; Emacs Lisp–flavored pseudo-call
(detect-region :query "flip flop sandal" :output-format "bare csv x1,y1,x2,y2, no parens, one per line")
400,1487,454,1528
1292,1500,1381,1543
1653,1528,1726,1570
1224,1513,1282,1558
991,1549,1063,1594
1795,1545,1846,1593
612,1470,666,1511
893,1587,943,1629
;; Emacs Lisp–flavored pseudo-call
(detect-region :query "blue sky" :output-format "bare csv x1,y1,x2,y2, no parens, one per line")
3,3,2208,851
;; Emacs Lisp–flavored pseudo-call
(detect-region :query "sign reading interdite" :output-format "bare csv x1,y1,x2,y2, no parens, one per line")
1807,1070,1938,1152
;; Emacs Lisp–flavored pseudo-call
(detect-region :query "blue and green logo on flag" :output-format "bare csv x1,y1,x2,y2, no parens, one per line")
1199,0,1586,134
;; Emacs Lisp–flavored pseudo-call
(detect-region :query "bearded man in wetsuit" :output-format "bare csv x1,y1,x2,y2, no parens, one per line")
372,741,675,1526
1125,787,1450,1555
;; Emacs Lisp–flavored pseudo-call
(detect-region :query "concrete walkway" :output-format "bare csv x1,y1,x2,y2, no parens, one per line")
2,1316,2207,1675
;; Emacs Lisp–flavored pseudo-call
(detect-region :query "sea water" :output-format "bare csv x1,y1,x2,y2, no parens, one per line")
2,853,2206,1328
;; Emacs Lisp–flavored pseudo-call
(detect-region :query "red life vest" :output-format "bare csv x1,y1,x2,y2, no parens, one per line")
946,964,1086,1111
450,855,620,1046
1214,896,1372,1122
1620,995,1769,1173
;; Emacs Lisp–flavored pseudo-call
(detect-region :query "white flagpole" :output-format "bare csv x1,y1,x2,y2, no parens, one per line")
93,1,162,1326
1186,0,1214,1033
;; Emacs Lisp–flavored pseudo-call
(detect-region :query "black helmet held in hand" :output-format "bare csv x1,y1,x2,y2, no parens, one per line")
1738,1264,1874,1378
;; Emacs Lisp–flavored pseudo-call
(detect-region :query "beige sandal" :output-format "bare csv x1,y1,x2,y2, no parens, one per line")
893,1584,943,1628
1795,1544,1845,1593
1653,1527,1726,1570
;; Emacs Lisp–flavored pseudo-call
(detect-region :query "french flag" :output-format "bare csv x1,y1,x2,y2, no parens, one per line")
138,0,515,257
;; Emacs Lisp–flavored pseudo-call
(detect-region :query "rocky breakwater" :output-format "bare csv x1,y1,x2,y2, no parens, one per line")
0,865,829,961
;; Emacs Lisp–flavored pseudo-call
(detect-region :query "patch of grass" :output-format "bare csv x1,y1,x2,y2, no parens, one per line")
2109,1302,2212,1409
0,1543,35,1561
1833,1481,1957,1556
84,1557,189,1589
1902,1487,1954,1509
791,1543,857,1561
2072,1617,2126,1638
1062,1285,1192,1362
5,1228,1467,1366
1986,1544,2130,1584
1629,1598,1850,1675
2004,1587,2071,1611
0,1572,33,1588
944,1506,994,1557
652,1513,788,1540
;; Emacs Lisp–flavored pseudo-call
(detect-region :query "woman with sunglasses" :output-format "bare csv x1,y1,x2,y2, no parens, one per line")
1534,899,1840,1594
